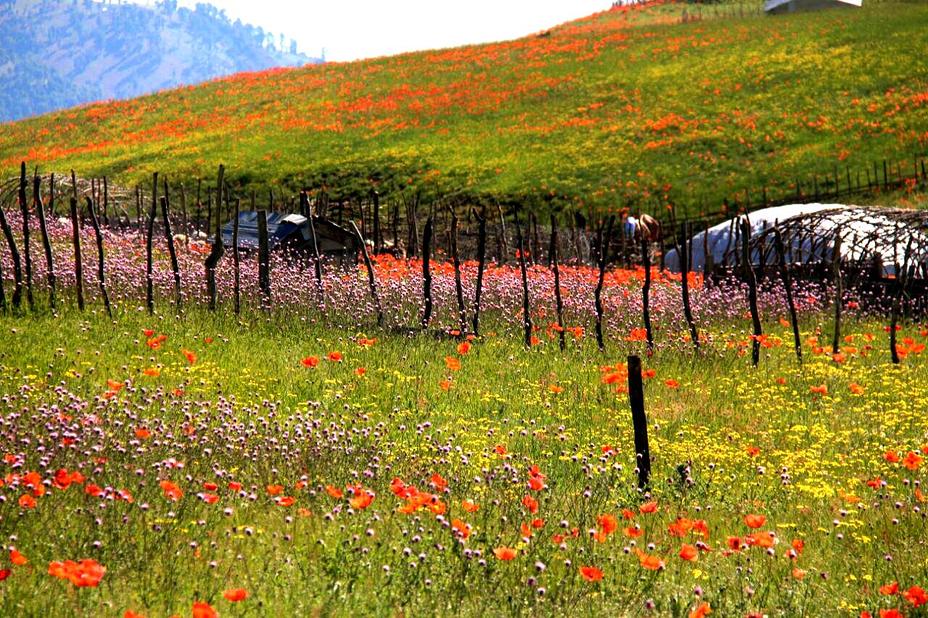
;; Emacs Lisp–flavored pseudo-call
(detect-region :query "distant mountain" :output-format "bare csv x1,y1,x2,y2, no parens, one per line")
0,0,321,122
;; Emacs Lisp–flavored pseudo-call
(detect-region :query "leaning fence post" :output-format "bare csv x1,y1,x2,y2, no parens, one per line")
160,192,182,314
145,173,158,314
551,214,566,351
232,199,241,315
257,210,272,309
641,237,654,353
34,173,55,311
69,197,84,311
421,216,434,328
85,197,112,318
205,166,225,311
306,206,325,309
594,216,615,351
448,206,467,335
515,210,533,348
472,208,487,336
741,216,762,367
350,220,384,327
831,230,842,356
0,190,24,310
774,225,802,363
680,222,699,352
627,354,651,490
18,163,34,310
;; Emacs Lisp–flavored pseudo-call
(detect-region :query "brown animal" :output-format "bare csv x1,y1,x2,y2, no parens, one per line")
637,214,662,243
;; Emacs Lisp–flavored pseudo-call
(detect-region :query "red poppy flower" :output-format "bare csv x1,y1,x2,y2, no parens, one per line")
579,565,603,582
493,547,517,561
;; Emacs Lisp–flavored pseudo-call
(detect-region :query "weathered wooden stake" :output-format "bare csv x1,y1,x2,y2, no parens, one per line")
0,194,23,309
774,226,802,363
627,354,651,490
594,216,615,352
18,163,34,310
421,216,434,328
160,193,182,313
448,206,467,335
551,214,566,351
34,173,55,311
350,220,384,327
472,208,487,336
85,197,112,318
69,197,84,311
306,208,325,308
372,190,382,254
641,237,654,353
257,209,271,308
205,166,225,311
179,184,189,247
515,211,533,348
232,198,241,315
679,222,699,352
741,217,762,367
831,230,842,356
145,173,158,314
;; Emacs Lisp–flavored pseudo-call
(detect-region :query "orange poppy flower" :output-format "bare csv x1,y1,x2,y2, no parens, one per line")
276,496,295,507
690,602,711,618
18,494,36,509
301,356,319,368
456,341,471,355
10,549,27,566
522,495,539,514
349,491,374,510
579,565,603,582
639,500,658,514
451,519,471,539
880,582,899,595
444,356,461,371
809,384,827,395
327,351,343,362
461,500,480,513
325,485,344,499
679,544,698,561
664,379,680,389
903,451,922,471
182,349,197,365
134,427,152,440
597,513,618,535
191,601,217,618
142,368,160,377
635,549,664,570
223,588,248,602
744,514,766,529
159,480,183,502
849,383,865,395
493,547,517,561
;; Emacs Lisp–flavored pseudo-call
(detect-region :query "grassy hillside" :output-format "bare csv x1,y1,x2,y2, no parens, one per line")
2,1,928,215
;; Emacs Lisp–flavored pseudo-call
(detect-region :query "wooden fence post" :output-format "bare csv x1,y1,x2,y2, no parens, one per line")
741,217,762,367
472,208,487,336
231,198,241,314
34,173,55,311
680,222,699,352
372,190,382,254
350,220,383,327
160,193,182,313
257,209,271,308
18,163,34,310
205,166,225,311
831,230,842,356
774,226,802,363
641,237,654,353
448,206,467,335
627,354,651,490
85,197,112,318
516,210,533,348
496,202,509,265
551,214,566,351
179,184,189,247
421,216,433,328
0,192,24,309
305,207,325,309
594,216,615,351
69,197,84,311
145,173,157,314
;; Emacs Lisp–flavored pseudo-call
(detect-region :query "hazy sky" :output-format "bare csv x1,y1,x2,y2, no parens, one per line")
160,1,610,62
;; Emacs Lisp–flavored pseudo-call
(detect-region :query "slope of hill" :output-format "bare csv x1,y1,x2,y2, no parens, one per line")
1,1,927,215
0,0,319,122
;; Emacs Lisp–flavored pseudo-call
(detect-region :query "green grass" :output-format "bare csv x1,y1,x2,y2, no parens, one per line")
1,1,927,215
0,306,926,616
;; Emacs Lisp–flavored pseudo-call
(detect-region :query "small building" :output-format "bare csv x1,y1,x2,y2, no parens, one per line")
765,0,862,14
219,211,360,257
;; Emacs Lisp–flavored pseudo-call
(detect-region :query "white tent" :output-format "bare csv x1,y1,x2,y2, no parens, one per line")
665,203,928,276
765,0,862,14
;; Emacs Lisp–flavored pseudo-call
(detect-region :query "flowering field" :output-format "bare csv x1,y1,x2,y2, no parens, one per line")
1,220,928,617
1,1,928,214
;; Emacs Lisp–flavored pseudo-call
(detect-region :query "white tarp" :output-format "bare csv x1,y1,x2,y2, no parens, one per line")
765,0,862,14
665,203,928,276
